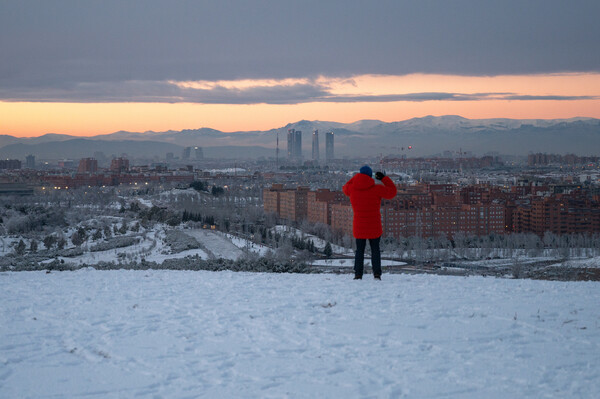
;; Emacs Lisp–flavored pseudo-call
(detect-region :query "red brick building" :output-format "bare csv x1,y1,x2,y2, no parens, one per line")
264,182,599,239
110,157,130,173
382,203,505,239
263,184,284,216
514,196,600,235
77,158,98,174
330,202,353,236
279,187,309,222
308,195,329,225
264,186,346,224
307,189,347,225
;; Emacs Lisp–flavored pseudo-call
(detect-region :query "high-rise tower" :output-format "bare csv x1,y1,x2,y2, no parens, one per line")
325,131,334,162
287,128,303,162
194,146,204,160
25,154,35,169
294,130,302,160
287,129,295,160
276,131,279,166
312,130,319,161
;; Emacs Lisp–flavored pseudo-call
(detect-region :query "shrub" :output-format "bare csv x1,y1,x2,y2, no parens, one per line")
89,236,140,252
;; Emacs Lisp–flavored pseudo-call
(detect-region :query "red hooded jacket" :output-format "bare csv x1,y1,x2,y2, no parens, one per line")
343,173,397,239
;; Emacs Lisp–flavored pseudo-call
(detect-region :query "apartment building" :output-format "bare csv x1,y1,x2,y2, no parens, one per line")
307,189,347,225
263,182,599,239
514,196,600,235
263,184,285,216
279,187,309,221
330,202,353,236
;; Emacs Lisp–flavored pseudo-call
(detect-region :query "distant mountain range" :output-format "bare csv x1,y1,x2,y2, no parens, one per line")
1,115,599,160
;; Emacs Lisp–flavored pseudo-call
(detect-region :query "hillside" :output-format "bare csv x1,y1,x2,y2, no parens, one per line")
1,270,598,397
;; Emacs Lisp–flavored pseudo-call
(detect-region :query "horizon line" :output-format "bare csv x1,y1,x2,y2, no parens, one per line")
4,114,599,139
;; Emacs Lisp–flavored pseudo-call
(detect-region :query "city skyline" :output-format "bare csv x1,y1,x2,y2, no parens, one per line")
1,1,599,137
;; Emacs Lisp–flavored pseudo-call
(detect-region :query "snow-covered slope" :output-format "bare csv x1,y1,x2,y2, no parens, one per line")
1,270,598,398
391,115,597,131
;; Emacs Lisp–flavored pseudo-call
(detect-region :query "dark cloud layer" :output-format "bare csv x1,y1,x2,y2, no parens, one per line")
1,80,595,104
1,0,599,102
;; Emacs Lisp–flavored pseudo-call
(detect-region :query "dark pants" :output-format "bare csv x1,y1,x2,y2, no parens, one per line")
354,236,381,277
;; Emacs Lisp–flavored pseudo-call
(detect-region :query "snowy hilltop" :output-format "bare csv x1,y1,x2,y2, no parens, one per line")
1,270,599,398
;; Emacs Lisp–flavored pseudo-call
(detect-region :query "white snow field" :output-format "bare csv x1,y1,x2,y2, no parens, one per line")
1,270,599,398
311,259,406,268
185,230,245,260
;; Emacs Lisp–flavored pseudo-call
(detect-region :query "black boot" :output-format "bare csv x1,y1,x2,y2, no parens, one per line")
374,275,381,280
354,274,362,280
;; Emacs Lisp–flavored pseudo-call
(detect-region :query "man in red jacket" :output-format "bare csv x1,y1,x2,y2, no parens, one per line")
343,165,397,280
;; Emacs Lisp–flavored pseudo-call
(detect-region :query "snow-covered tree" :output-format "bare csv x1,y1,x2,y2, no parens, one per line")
15,239,26,255
323,242,333,258
43,235,56,250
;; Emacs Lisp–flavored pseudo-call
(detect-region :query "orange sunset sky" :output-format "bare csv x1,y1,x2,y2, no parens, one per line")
2,1,600,138
2,73,600,137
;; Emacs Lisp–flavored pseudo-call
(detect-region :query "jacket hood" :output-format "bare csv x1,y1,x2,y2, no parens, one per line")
352,173,375,190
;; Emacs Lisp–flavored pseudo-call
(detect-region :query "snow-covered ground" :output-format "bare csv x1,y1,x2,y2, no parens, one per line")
185,229,244,260
311,258,406,268
227,234,272,256
36,227,252,266
548,256,600,269
1,270,598,398
47,230,178,266
134,198,153,208
0,237,19,257
272,225,353,255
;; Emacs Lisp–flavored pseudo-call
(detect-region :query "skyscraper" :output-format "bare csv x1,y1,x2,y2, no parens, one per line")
287,129,295,160
294,130,302,160
276,130,280,165
287,129,303,161
325,131,334,162
25,154,35,169
194,146,204,160
312,130,319,161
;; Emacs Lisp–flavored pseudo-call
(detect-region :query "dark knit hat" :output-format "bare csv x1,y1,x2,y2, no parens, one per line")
359,165,373,177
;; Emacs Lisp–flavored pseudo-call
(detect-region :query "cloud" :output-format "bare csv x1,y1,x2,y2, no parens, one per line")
318,92,500,103
0,80,328,104
502,95,598,101
1,78,596,105
1,0,599,90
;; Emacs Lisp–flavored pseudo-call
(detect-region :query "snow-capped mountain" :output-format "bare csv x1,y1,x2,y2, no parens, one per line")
1,116,599,159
